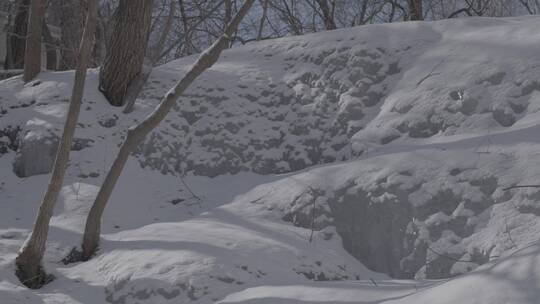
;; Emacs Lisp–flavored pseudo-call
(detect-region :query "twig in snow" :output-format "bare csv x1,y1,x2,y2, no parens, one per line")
416,72,442,86
416,58,446,86
369,277,378,287
179,175,203,206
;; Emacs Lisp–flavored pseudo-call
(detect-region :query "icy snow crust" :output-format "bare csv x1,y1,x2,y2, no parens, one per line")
1,16,540,303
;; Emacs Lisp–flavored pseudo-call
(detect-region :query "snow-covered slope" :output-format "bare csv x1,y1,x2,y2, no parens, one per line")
140,15,540,176
2,16,540,303
218,244,540,304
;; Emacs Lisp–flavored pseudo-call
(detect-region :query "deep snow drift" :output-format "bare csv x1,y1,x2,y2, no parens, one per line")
1,16,540,303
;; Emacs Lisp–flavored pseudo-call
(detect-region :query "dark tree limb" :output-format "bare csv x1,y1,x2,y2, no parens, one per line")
503,185,540,191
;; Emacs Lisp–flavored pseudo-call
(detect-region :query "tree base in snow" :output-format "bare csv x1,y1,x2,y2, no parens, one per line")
15,261,54,289
62,244,98,264
61,247,89,264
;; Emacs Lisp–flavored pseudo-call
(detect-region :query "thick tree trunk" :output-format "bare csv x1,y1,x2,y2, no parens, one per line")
99,0,153,107
4,0,30,70
15,0,98,289
81,0,256,260
123,0,177,114
408,0,423,21
23,0,45,82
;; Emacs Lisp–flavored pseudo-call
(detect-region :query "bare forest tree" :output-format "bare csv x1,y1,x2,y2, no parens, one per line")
15,0,98,288
518,0,540,14
256,0,269,40
99,0,154,107
54,0,85,70
4,0,30,69
122,0,177,113
23,0,45,82
408,0,423,20
79,0,255,261
314,0,337,30
3,0,536,74
41,21,58,70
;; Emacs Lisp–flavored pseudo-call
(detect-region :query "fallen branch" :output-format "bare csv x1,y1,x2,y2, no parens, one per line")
416,58,446,86
503,185,540,191
179,175,203,206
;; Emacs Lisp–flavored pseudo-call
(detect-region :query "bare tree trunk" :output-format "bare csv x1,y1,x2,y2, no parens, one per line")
224,0,233,47
388,0,408,22
257,0,269,40
42,21,57,70
80,0,255,261
408,0,423,20
123,0,177,114
315,0,337,30
99,0,153,107
224,0,233,29
56,0,85,70
4,0,29,70
179,0,194,56
23,0,45,82
91,10,108,67
15,0,98,289
2,1,15,69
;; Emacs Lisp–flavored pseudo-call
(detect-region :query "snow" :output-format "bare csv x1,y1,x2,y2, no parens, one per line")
2,15,540,303
218,245,540,304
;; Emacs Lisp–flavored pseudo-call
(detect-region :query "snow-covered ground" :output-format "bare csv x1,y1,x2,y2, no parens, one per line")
2,16,540,303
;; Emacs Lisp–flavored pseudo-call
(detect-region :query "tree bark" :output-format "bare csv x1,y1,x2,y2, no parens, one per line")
315,0,337,30
99,0,154,107
81,0,255,261
123,0,177,114
15,0,98,289
23,0,45,82
408,0,423,21
178,0,194,56
42,21,57,70
224,0,233,30
91,9,108,67
2,0,15,69
4,0,30,70
257,0,268,40
56,0,85,70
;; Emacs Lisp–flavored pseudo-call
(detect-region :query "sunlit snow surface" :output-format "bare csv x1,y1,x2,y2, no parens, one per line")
2,16,540,303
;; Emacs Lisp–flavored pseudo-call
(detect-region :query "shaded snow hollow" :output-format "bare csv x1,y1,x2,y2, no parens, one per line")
1,16,540,303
